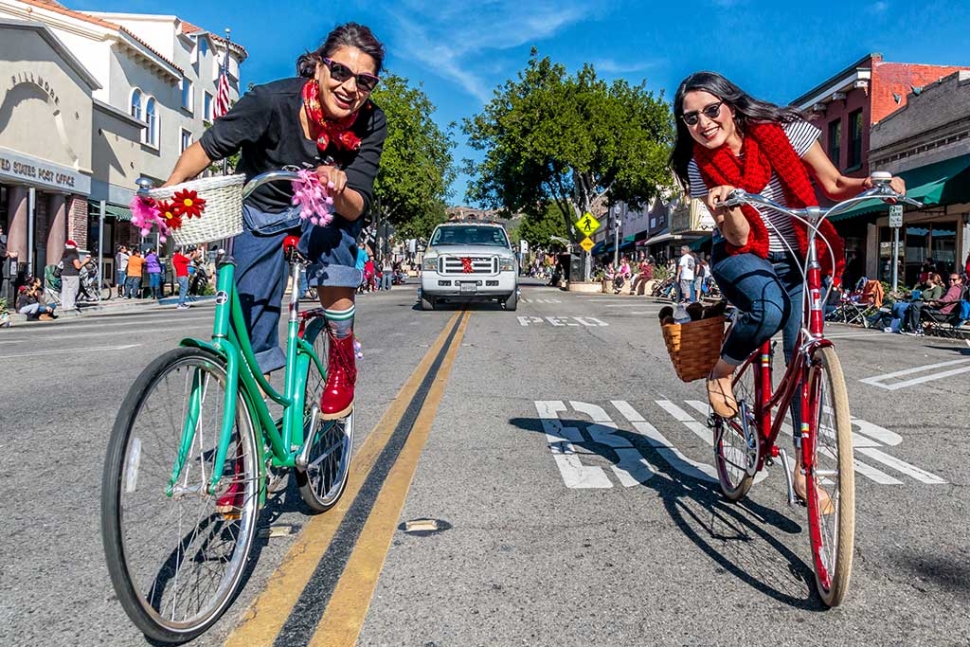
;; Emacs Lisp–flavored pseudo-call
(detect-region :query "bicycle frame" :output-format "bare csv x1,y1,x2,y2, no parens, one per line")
725,180,921,477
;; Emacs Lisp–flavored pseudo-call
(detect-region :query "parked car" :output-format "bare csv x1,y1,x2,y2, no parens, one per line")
418,222,519,311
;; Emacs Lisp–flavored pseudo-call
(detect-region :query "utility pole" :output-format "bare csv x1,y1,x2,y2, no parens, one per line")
612,204,621,267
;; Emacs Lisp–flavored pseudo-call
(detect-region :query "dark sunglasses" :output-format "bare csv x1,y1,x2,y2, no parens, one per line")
682,101,723,126
322,58,380,92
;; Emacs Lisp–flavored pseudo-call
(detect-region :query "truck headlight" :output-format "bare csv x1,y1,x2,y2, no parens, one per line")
498,257,516,272
421,257,438,272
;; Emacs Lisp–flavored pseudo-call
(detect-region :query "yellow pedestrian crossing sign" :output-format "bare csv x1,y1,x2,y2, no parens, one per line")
579,237,594,252
575,212,601,236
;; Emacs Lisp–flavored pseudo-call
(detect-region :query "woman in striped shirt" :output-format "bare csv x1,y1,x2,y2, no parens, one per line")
669,71,904,502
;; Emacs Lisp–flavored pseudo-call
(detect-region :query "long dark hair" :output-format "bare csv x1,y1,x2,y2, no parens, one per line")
296,22,386,78
669,71,804,191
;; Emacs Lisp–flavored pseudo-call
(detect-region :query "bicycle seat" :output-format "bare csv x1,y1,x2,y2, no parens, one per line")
282,235,306,263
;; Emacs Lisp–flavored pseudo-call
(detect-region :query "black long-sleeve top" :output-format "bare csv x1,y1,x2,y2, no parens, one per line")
199,77,387,215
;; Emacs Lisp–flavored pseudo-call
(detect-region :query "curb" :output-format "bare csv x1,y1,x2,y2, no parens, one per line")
2,295,217,325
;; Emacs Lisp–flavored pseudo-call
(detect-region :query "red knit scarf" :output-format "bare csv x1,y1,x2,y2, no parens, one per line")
302,80,362,153
693,121,845,282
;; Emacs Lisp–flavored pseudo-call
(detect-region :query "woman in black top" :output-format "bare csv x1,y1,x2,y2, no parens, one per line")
163,22,386,420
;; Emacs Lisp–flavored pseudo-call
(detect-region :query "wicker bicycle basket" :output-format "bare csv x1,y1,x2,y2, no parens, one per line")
661,315,727,383
146,174,247,246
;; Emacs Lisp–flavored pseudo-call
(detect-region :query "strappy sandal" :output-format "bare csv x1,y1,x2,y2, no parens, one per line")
706,372,738,418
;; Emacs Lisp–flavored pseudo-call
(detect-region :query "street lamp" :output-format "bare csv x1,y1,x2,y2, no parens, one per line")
612,204,621,267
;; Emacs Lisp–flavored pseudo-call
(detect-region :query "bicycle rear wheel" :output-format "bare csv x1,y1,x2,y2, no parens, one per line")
101,347,259,643
713,356,758,501
296,318,354,512
804,345,855,607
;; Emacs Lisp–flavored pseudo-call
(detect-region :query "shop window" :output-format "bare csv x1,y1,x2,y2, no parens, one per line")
847,109,863,169
827,119,842,168
181,77,193,111
130,89,142,121
145,98,158,147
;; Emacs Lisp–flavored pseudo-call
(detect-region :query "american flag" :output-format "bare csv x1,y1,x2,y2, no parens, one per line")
213,52,231,120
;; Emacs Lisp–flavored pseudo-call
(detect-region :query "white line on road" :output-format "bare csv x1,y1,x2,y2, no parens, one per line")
6,314,213,334
0,343,141,360
856,448,947,484
655,400,714,445
0,327,209,343
860,359,970,390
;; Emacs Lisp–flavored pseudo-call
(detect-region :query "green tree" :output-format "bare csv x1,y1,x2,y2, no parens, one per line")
371,73,455,242
517,201,569,250
463,50,673,242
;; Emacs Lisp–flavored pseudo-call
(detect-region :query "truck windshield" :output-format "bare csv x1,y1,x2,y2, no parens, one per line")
430,227,510,247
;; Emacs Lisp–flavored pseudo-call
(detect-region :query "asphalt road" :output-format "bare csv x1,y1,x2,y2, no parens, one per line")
1,278,968,647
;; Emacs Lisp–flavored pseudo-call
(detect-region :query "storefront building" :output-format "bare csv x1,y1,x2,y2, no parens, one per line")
789,53,970,282
0,0,246,298
0,19,97,293
838,70,970,286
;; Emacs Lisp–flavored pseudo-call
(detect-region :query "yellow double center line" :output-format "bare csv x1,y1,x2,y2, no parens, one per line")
226,310,469,647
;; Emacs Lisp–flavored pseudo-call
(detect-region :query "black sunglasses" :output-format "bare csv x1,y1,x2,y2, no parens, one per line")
682,101,723,126
322,58,380,92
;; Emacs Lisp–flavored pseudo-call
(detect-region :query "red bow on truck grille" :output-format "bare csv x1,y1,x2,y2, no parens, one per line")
461,257,474,273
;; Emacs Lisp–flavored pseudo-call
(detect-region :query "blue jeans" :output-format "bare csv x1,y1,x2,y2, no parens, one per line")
711,249,803,366
231,215,363,375
177,276,189,306
117,270,127,296
126,277,141,299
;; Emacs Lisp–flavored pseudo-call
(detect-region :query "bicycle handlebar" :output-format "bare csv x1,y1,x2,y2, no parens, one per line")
718,173,923,220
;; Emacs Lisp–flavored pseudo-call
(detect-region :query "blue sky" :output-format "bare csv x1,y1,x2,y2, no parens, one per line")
77,0,970,205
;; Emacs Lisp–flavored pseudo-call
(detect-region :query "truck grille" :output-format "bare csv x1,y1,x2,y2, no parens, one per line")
440,256,496,275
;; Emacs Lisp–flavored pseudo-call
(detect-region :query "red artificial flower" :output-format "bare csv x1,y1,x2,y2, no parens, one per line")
172,189,206,218
461,257,474,273
157,200,183,230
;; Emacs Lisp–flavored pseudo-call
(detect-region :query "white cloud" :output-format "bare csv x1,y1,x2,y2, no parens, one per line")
592,58,662,75
869,1,889,12
386,0,594,103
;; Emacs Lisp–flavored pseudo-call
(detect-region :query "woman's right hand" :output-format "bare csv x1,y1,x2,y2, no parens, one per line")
705,185,750,247
704,185,737,214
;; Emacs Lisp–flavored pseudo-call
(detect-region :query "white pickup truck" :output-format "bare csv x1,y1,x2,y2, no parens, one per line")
418,222,519,311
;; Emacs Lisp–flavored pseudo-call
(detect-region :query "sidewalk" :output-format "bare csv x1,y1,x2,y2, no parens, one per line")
2,293,216,325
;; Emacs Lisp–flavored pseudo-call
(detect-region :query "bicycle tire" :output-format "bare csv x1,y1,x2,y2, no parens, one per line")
804,345,855,607
101,280,113,301
296,317,354,512
713,355,758,501
101,347,260,643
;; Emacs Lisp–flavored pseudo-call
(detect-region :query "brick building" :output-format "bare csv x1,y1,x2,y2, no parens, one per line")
790,54,970,281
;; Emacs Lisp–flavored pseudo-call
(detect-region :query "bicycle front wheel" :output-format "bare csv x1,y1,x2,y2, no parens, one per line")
713,356,758,501
296,318,354,512
101,347,260,643
805,346,855,607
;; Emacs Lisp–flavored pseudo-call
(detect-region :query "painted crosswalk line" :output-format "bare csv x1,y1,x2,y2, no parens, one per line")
521,298,562,303
860,358,970,391
535,400,945,489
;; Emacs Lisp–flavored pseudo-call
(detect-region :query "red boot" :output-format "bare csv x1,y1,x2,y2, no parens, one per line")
320,334,357,419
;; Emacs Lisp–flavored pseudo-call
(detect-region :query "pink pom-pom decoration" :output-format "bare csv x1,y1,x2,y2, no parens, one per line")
291,169,334,227
129,195,175,239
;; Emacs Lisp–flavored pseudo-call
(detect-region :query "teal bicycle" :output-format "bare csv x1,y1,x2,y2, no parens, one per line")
100,170,353,643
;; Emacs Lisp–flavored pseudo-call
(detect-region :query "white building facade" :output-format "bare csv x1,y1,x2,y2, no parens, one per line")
0,0,245,293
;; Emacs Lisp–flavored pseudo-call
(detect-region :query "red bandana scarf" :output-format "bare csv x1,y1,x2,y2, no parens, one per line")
302,79,362,153
693,121,845,282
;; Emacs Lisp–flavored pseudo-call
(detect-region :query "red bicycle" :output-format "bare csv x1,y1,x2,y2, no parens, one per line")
709,173,919,607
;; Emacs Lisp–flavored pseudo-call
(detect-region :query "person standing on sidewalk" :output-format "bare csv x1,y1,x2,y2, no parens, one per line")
125,248,145,299
676,245,696,302
172,247,192,310
59,240,89,311
115,245,129,297
380,254,392,291
145,248,162,299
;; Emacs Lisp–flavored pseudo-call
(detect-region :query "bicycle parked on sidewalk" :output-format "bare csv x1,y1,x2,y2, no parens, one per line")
708,174,920,607
101,170,353,643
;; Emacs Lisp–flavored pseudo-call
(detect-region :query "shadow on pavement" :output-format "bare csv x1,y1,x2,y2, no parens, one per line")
510,414,828,611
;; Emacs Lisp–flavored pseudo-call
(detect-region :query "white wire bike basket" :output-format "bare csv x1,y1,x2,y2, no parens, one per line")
145,174,247,246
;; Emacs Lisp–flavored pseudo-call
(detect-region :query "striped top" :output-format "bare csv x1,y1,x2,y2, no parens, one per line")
688,120,821,252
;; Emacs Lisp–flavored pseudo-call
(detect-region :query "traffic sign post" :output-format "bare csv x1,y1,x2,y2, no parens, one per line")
574,213,602,283
889,204,903,293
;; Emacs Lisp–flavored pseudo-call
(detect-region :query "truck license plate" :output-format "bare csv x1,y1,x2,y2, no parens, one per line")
459,282,477,293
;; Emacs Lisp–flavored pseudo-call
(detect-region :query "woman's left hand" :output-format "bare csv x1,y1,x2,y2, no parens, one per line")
316,165,347,193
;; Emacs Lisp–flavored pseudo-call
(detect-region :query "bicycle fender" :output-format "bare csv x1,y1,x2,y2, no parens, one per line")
179,337,227,360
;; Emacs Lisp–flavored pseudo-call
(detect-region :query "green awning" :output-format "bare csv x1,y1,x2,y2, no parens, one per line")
831,154,970,222
88,202,132,221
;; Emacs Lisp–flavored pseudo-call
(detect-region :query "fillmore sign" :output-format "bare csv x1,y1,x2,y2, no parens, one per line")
9,71,60,106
